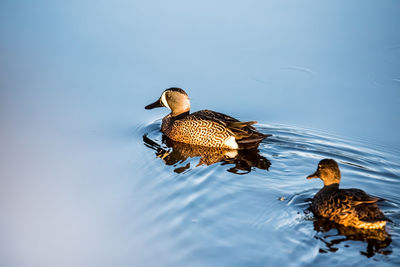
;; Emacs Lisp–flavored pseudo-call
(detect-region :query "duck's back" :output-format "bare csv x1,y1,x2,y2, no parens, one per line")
162,110,267,149
312,185,387,229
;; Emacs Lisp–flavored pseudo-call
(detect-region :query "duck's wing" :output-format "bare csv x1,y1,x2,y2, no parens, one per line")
342,188,383,205
195,110,240,122
195,110,253,128
193,110,270,137
339,189,388,222
191,110,271,149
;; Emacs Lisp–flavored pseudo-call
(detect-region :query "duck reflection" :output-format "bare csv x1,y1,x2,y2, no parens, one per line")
143,134,271,174
313,218,392,257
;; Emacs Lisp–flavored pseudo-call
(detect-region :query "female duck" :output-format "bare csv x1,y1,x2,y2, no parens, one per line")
307,159,389,229
145,88,269,149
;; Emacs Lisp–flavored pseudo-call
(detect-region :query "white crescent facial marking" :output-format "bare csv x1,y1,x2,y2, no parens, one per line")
161,91,171,110
185,98,190,110
224,136,238,149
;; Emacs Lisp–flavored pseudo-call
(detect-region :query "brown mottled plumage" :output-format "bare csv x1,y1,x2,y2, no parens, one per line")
145,88,270,149
307,159,389,230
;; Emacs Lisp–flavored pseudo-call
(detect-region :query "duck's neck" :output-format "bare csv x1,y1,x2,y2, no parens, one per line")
322,176,341,187
170,110,190,119
322,183,339,190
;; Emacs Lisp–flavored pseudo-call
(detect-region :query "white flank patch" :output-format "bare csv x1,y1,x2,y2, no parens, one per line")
161,92,171,110
224,150,238,158
224,136,239,149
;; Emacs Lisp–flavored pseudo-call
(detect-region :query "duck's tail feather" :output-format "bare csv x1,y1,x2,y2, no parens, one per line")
237,134,271,149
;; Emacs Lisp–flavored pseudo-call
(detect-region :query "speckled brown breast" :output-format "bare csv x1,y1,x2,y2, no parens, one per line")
161,112,235,148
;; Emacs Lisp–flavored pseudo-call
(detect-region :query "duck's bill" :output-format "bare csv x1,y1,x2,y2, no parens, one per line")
145,99,163,109
307,171,319,179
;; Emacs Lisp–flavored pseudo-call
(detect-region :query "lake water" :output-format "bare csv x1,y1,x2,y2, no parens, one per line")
1,1,399,266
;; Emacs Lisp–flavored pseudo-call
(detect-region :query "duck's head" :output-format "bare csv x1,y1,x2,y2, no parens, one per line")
307,159,341,186
145,87,191,116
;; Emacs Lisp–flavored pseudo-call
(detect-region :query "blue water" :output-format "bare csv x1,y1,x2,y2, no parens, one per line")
1,1,399,266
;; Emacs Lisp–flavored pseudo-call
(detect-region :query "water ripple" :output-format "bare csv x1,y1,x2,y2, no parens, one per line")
132,121,400,266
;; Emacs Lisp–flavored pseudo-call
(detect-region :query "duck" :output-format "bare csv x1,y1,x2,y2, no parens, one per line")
145,87,270,149
306,159,389,229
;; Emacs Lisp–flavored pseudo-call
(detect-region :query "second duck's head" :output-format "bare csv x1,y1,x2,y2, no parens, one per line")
145,87,191,116
307,158,341,186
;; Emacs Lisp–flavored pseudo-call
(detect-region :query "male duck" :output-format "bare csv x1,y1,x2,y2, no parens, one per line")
307,159,389,229
145,87,270,149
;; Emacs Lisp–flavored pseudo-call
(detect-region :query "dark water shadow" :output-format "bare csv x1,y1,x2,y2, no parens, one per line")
312,215,392,258
143,134,271,175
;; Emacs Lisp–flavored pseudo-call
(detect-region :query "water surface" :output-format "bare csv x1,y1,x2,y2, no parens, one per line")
138,121,400,266
1,0,399,266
